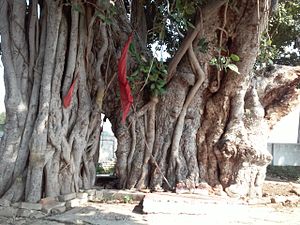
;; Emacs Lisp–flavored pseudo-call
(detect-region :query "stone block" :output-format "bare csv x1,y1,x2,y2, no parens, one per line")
95,190,104,201
50,206,66,214
77,192,88,199
17,208,37,217
66,199,81,209
88,195,95,201
19,202,42,211
0,206,18,217
271,195,287,203
0,199,10,207
115,191,145,202
142,193,244,214
58,193,77,202
42,202,66,214
80,197,88,204
86,189,96,196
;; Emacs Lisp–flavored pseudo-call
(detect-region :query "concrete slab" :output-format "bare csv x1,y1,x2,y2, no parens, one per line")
18,202,42,211
142,193,246,215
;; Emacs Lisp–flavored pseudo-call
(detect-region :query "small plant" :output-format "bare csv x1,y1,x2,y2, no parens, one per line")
129,43,168,96
123,195,133,204
255,33,279,69
210,53,240,74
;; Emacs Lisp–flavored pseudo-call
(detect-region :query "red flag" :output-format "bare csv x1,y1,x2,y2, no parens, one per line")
63,77,77,108
118,33,134,123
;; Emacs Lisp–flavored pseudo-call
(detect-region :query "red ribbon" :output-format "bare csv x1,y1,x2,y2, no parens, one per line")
63,77,77,108
118,33,134,123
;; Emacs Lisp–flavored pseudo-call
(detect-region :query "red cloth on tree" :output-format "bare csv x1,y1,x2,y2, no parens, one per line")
118,33,134,123
63,77,77,108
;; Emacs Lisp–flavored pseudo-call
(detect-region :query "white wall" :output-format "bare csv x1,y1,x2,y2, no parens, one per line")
0,59,4,113
268,106,300,143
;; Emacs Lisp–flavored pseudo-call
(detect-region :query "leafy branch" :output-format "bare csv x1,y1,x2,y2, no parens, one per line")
129,43,167,97
210,53,240,74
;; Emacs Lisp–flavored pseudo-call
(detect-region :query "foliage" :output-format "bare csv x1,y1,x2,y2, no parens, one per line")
96,164,115,175
146,0,206,56
123,195,133,203
129,43,168,96
264,0,300,66
66,0,116,24
255,33,279,68
210,53,241,74
0,112,5,125
267,166,300,183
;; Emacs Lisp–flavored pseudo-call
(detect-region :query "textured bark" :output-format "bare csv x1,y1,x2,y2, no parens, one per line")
0,0,299,203
0,0,130,202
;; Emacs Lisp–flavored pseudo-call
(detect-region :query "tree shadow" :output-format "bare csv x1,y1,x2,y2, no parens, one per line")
46,203,147,225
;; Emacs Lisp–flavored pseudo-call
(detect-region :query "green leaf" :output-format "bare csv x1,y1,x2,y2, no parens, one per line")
230,54,240,62
185,3,196,15
209,57,217,65
96,12,106,21
72,4,83,13
227,64,240,74
187,21,195,29
130,69,139,77
266,39,272,46
149,73,158,81
176,0,183,11
150,83,156,90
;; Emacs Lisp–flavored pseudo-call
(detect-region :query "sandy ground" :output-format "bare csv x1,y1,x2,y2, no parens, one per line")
0,180,299,225
0,200,299,225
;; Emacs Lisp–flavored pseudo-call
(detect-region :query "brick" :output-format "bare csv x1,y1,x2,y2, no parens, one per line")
19,202,42,211
40,196,57,205
58,193,76,202
42,202,66,214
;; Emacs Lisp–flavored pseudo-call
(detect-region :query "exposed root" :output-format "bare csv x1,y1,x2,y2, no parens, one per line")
136,97,158,189
168,45,206,185
127,117,136,177
209,2,228,93
167,1,227,83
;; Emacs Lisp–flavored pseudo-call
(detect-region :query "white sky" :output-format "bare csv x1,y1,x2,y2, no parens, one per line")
0,59,4,112
0,60,299,142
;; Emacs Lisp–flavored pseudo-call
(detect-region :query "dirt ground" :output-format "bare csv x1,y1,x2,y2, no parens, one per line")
262,166,300,208
0,169,299,225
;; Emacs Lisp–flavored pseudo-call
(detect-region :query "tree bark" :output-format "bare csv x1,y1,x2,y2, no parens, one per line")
0,0,299,203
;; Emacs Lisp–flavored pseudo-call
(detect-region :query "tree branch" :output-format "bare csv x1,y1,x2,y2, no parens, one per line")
167,0,227,83
256,65,300,128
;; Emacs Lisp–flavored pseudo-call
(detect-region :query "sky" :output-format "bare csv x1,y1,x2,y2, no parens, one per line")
0,61,4,112
0,60,299,143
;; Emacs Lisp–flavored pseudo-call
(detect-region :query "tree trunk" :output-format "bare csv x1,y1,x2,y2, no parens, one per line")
0,0,299,203
0,0,131,202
